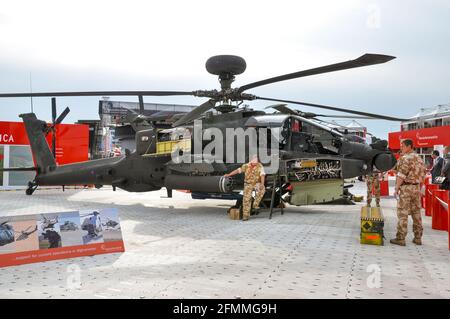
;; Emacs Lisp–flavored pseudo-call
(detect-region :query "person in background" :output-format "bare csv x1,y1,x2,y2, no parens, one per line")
365,171,381,207
430,150,444,183
112,143,122,157
440,146,450,190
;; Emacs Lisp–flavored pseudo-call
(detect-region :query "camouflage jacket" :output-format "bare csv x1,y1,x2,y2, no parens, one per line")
239,163,265,185
396,151,426,184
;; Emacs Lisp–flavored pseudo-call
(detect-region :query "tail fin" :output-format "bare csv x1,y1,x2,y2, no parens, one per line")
20,113,56,173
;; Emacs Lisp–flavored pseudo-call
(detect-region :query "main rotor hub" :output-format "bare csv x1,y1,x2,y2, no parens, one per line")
205,55,247,90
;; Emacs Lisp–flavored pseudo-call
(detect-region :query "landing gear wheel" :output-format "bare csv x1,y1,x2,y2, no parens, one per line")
26,181,37,196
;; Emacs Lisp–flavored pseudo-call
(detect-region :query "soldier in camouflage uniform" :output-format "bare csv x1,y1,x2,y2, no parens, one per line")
391,139,427,246
224,155,266,221
365,172,381,207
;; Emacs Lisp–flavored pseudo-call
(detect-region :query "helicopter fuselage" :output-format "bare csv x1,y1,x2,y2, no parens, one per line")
28,110,395,204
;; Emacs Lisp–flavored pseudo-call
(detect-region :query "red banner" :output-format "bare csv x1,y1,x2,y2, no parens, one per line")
388,126,450,149
0,241,124,268
0,121,88,165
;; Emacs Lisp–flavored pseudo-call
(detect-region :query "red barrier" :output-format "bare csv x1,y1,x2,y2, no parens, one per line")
379,180,389,196
421,176,431,208
431,189,449,231
425,184,440,217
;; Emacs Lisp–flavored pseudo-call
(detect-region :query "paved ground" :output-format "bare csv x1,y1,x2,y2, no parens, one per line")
0,181,449,299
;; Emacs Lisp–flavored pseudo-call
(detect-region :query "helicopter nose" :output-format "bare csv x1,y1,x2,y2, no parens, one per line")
373,153,395,171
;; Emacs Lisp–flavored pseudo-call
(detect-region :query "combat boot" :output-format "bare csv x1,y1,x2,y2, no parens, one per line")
390,238,406,246
412,238,422,245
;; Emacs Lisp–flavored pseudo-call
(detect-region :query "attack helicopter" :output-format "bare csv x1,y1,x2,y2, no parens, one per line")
0,54,406,207
15,225,38,241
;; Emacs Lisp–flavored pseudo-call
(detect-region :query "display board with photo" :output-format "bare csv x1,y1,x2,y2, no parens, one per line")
79,210,104,245
59,211,83,247
99,208,123,242
37,213,62,249
0,209,124,268
0,217,16,254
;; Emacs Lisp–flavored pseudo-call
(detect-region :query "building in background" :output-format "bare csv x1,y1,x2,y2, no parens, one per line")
0,121,88,189
97,98,195,156
319,119,369,143
388,104,450,166
75,119,102,160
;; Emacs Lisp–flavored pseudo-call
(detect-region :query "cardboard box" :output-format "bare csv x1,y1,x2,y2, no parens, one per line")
228,208,241,220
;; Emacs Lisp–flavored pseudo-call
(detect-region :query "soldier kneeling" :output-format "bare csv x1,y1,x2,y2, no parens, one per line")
224,155,266,221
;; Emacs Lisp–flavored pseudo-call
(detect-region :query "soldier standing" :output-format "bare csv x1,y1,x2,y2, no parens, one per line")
365,171,381,207
391,139,427,246
224,154,266,221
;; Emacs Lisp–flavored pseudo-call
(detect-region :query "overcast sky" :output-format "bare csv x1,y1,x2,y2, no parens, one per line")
1,0,449,139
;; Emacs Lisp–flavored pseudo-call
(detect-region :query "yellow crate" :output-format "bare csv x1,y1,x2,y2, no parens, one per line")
360,206,384,245
156,139,191,154
300,159,317,168
361,206,384,221
361,232,383,245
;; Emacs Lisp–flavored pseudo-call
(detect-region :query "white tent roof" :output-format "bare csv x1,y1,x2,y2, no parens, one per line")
407,104,450,121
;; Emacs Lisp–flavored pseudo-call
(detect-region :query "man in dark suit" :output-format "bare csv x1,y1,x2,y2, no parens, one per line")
440,146,450,190
430,150,444,183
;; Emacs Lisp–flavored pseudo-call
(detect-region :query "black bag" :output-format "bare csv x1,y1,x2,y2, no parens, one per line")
436,176,450,190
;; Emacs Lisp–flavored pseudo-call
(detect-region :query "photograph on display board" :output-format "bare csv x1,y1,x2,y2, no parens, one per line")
59,211,83,247
13,218,39,253
37,213,62,249
99,208,122,242
80,210,104,245
0,217,16,254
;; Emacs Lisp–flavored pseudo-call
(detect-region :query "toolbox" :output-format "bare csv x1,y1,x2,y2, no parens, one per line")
360,206,384,245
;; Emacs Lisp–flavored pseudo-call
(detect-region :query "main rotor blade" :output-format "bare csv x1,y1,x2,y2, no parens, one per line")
265,104,298,115
238,53,395,93
257,96,408,121
172,99,216,127
266,104,378,119
314,114,376,119
55,107,70,125
0,91,195,98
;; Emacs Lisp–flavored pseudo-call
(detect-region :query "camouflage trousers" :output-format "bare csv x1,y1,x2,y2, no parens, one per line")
242,183,266,220
396,184,423,240
366,175,381,206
